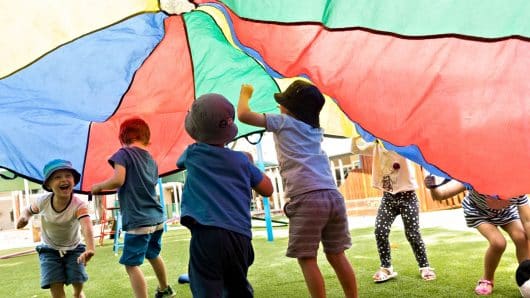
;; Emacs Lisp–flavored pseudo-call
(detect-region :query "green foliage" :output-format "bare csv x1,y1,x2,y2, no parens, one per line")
0,225,521,297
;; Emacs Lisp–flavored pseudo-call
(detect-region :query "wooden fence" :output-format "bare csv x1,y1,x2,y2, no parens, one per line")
253,154,464,216
337,155,463,216
160,154,464,218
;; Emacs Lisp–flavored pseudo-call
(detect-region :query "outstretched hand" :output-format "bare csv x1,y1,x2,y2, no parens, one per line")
91,184,103,195
424,176,436,189
240,84,254,101
16,217,28,229
77,250,95,266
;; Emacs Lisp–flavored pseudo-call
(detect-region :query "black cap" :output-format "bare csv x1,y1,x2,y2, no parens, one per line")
274,80,325,128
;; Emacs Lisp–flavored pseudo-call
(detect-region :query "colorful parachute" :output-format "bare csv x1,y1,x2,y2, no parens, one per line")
1,0,529,198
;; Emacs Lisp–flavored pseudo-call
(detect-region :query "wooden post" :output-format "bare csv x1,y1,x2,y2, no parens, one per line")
31,215,41,242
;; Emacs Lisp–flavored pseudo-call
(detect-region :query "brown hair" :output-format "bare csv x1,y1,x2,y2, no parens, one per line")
119,118,150,145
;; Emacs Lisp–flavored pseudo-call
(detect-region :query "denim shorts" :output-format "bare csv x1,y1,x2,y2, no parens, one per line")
36,243,88,289
119,228,163,266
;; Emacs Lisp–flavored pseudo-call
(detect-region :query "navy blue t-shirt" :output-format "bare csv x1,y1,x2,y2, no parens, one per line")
177,143,263,239
110,146,163,230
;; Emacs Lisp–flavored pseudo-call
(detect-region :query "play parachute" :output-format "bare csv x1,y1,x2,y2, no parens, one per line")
1,0,529,198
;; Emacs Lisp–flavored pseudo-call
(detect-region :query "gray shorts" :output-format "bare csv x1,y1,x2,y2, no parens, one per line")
283,189,352,258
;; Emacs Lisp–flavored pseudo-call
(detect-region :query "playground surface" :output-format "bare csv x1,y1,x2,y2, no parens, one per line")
0,208,467,251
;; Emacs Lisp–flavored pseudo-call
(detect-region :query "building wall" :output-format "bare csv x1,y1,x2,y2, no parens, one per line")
0,198,14,230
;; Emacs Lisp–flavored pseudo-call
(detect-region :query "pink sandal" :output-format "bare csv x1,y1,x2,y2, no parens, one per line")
475,279,493,295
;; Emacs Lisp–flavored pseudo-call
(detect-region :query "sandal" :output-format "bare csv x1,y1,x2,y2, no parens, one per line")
475,279,493,295
373,266,398,283
419,267,436,281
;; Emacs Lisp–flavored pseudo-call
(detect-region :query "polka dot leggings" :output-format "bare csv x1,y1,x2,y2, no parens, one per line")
374,191,430,268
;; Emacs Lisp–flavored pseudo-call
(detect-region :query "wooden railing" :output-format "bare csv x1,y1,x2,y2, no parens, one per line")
338,155,463,216
250,154,463,217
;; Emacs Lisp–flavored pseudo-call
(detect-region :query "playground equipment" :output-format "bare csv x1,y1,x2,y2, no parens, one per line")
96,195,124,255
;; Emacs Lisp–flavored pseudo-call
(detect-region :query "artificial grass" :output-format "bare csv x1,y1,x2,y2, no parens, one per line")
0,225,522,297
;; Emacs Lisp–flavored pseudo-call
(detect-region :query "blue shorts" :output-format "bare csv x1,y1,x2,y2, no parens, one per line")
119,228,163,266
36,243,88,289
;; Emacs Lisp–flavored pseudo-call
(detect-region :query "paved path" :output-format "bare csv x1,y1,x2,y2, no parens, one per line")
0,209,470,251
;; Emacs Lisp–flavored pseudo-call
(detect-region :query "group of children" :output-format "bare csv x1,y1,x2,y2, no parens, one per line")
360,133,530,296
16,78,530,297
17,79,358,298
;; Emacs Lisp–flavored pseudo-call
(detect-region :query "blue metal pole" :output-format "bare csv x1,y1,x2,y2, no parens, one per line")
256,141,274,241
158,178,168,232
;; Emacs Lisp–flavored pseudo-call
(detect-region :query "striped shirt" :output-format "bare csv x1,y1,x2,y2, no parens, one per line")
462,190,528,228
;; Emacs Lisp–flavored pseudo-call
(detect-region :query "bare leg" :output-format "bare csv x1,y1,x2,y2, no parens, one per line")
126,265,148,298
148,256,169,290
49,283,66,298
502,220,529,263
298,257,326,298
326,252,358,298
72,283,85,298
476,223,507,281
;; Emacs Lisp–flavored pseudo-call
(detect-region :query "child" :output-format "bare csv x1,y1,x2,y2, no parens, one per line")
17,159,95,298
238,81,358,298
91,117,175,298
356,139,435,282
425,176,530,295
178,93,273,297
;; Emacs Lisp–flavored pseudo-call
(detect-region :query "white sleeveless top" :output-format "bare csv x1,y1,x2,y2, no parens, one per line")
371,143,417,194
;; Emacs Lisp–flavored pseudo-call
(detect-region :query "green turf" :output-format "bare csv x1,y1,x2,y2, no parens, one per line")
0,225,522,297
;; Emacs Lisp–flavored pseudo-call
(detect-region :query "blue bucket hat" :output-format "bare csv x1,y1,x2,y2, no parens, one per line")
42,159,81,191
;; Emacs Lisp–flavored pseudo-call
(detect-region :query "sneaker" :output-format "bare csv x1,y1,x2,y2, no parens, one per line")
155,285,176,298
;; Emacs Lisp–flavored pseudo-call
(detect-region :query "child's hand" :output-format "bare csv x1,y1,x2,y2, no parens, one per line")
77,250,95,266
424,176,436,189
91,184,103,194
16,217,28,229
240,84,254,101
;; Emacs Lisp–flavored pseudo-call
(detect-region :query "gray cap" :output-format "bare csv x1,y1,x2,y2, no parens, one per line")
185,93,238,145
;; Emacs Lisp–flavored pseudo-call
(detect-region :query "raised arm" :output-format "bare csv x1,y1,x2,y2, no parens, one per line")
91,164,126,194
353,136,376,156
77,216,95,266
16,202,39,229
424,176,466,200
237,84,266,128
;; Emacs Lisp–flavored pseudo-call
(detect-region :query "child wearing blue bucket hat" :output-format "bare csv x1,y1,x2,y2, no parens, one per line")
17,159,95,298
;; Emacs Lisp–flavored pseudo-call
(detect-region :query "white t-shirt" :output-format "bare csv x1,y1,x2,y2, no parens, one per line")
266,113,336,198
35,193,89,250
371,143,417,194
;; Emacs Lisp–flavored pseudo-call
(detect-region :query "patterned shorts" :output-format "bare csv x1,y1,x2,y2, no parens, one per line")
283,189,351,258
